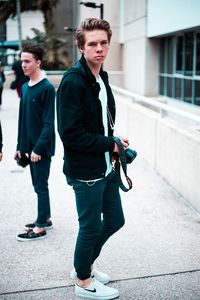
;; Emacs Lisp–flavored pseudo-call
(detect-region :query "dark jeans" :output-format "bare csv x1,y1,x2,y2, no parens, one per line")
67,170,125,280
29,157,51,227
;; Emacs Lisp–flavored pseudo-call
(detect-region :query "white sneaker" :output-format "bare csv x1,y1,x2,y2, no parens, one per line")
70,268,110,284
75,278,119,300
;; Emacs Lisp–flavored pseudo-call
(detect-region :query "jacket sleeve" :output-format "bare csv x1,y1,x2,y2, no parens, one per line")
2,71,5,82
33,86,55,155
57,75,115,154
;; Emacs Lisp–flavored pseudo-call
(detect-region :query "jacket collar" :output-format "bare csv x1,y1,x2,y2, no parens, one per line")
76,55,106,84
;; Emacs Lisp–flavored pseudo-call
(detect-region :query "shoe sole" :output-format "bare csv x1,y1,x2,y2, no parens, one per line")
75,290,119,300
16,235,47,242
25,225,53,230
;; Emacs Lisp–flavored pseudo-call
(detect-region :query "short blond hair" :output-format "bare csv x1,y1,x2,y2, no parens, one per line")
76,18,112,49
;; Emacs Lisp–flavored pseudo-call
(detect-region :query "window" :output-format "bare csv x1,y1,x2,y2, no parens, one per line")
176,36,183,74
195,81,200,105
184,79,192,103
159,31,200,106
160,39,166,73
175,78,182,100
167,77,172,97
167,37,173,74
185,32,193,76
159,76,164,94
196,33,200,75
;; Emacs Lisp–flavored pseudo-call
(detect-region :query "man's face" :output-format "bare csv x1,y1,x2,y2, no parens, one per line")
21,52,41,77
80,30,109,67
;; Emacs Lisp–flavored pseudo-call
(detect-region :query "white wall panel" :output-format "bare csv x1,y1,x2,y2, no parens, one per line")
148,0,200,37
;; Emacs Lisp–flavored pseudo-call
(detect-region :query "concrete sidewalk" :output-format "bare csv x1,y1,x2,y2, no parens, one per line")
0,89,200,300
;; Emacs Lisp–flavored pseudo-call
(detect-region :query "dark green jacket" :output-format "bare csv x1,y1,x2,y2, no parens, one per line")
17,78,55,157
57,55,116,180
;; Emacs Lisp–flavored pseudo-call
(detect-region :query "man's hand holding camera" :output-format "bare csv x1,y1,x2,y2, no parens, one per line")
113,136,129,154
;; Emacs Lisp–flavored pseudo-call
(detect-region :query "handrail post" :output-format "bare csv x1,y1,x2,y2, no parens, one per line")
160,108,165,118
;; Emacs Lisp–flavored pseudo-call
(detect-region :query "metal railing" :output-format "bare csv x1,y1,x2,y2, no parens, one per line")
111,85,200,124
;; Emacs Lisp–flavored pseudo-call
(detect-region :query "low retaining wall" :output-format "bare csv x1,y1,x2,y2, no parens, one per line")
114,93,200,213
3,73,63,90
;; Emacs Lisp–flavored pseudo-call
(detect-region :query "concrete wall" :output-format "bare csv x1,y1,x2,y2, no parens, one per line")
123,0,146,94
145,38,160,96
147,0,200,37
114,93,200,213
78,0,122,72
156,120,200,211
122,0,159,96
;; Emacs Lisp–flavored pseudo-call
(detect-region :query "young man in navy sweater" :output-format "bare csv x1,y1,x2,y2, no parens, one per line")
15,45,55,241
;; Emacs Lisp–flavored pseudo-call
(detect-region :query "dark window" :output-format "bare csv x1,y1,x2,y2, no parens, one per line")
184,80,192,103
159,31,200,106
196,33,200,75
160,39,165,73
195,81,200,106
176,36,183,74
159,76,164,95
167,37,173,74
167,77,172,97
175,78,182,100
185,32,193,76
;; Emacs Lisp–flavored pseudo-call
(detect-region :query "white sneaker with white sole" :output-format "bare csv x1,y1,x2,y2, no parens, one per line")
75,278,119,300
70,268,110,284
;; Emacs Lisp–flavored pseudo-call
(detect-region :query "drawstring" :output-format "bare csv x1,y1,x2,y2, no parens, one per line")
107,106,115,130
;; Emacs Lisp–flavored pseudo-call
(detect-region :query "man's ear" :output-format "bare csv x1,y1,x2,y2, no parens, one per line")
79,48,84,54
37,60,42,68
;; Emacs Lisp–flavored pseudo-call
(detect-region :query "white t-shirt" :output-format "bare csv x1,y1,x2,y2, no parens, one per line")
96,75,113,177
76,75,113,183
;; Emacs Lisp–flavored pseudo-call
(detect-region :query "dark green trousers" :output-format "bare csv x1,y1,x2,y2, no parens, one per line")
67,170,125,280
29,157,51,227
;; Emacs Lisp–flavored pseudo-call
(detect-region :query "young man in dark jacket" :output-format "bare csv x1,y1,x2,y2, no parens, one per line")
14,45,55,241
57,18,129,299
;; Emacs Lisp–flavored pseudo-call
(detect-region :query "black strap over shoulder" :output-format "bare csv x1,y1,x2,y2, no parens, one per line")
113,137,133,192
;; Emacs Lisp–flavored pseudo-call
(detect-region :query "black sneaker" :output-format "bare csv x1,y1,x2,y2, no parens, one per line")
16,229,46,242
25,220,53,230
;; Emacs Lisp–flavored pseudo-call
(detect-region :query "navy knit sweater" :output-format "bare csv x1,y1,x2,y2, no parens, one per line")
17,78,55,157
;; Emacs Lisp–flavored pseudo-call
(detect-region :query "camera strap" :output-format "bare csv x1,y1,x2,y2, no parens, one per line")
113,137,133,192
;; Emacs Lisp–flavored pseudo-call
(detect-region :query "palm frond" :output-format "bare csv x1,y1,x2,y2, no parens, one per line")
0,0,59,23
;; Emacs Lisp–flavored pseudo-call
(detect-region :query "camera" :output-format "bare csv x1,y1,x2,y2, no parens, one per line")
15,153,30,168
125,148,137,164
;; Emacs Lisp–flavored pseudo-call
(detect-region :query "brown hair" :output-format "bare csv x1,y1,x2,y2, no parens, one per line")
21,45,44,63
75,18,112,49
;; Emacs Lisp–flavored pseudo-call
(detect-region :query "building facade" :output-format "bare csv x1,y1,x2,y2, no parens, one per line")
1,0,200,111
120,0,200,112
